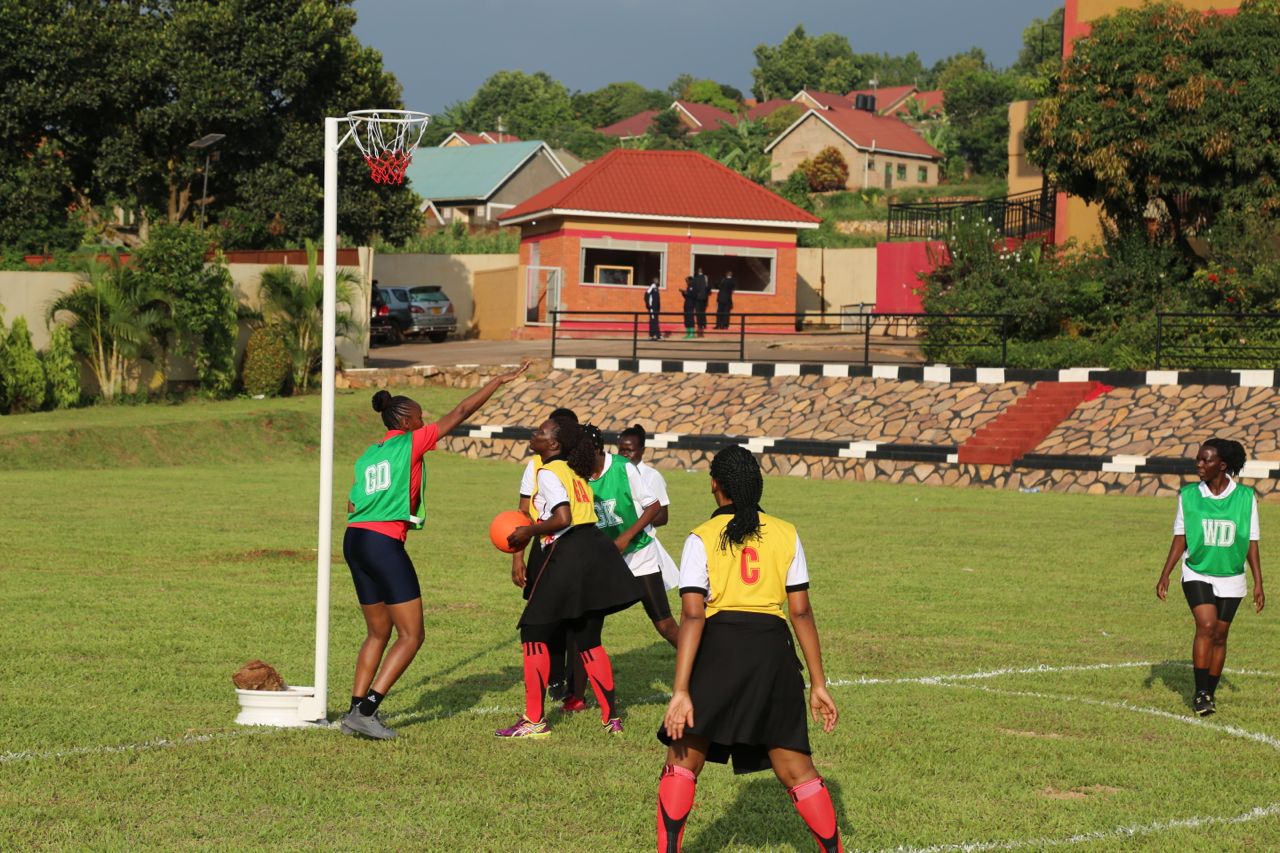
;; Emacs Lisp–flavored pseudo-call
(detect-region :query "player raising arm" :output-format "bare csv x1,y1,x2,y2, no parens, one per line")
656,445,843,852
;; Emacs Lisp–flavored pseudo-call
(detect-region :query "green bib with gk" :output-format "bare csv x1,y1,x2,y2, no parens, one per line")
589,454,652,555
347,432,425,529
1182,483,1252,577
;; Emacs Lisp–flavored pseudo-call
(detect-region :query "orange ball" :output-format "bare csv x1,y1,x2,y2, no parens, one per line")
489,510,533,553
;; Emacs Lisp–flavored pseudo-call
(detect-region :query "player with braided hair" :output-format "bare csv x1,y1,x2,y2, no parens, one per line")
1156,437,1265,716
656,445,843,852
340,362,529,740
498,415,642,738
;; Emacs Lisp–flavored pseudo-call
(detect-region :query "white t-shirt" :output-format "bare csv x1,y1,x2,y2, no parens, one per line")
531,468,572,542
677,531,810,597
594,453,656,514
519,459,536,498
636,461,670,537
1173,477,1259,597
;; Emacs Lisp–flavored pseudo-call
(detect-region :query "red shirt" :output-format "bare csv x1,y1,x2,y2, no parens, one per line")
348,423,440,541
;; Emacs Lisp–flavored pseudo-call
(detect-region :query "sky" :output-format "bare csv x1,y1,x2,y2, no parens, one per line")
352,0,1063,116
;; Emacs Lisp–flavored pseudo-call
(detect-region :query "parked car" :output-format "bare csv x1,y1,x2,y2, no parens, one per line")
370,285,458,344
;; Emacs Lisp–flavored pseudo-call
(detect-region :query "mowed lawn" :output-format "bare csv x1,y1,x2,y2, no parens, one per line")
2,387,1279,852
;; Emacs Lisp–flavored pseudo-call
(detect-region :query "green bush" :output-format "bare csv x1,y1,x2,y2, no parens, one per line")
240,325,292,398
43,324,81,409
1,317,47,413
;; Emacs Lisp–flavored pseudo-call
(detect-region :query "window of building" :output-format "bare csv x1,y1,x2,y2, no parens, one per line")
580,239,665,288
897,164,907,181
691,246,777,294
918,166,929,183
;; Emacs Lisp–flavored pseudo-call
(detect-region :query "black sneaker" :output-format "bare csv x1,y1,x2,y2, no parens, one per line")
547,680,569,703
1207,693,1217,714
1193,691,1215,717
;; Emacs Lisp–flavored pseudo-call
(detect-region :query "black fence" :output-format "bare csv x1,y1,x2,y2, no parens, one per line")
887,187,1056,242
549,310,1013,366
1155,313,1280,369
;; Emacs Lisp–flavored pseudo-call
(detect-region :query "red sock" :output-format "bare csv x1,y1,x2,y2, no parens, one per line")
657,764,696,853
578,645,617,722
522,641,550,723
789,777,843,853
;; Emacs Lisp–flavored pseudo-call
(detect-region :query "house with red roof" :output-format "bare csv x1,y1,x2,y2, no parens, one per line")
597,100,738,140
766,105,944,190
439,130,524,147
791,88,851,111
498,149,820,326
845,85,920,116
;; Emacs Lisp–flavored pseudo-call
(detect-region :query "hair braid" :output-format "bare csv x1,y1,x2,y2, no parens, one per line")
553,415,597,480
582,423,605,453
1203,437,1247,476
372,390,418,430
710,445,764,549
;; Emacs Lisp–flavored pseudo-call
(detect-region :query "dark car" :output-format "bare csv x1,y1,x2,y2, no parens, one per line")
370,285,458,345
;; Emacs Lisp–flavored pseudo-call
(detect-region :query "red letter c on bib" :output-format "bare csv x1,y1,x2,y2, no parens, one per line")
740,547,760,585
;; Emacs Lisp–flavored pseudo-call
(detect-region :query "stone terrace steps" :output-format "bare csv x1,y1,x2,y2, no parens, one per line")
957,381,1108,466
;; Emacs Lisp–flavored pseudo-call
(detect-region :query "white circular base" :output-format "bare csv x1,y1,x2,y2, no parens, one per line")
234,686,317,727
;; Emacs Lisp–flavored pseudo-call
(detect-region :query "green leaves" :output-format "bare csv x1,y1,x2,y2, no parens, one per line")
751,26,861,102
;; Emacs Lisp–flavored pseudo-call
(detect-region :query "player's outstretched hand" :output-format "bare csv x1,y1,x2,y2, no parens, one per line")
810,684,838,733
1255,584,1265,613
1155,575,1170,601
496,359,532,384
664,691,694,741
507,525,535,552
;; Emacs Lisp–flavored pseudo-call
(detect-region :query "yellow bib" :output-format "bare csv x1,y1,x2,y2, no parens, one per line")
530,457,598,527
692,511,797,619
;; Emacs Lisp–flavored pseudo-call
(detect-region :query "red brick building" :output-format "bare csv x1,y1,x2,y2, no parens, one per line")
498,150,820,325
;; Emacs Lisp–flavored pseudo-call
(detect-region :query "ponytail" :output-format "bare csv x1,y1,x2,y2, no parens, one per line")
710,445,764,550
552,416,597,480
372,390,417,430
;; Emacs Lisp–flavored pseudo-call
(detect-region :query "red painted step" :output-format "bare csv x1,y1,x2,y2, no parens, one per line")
957,381,1110,466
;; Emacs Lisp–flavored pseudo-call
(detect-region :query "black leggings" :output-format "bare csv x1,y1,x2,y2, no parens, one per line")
521,612,605,650
1183,580,1243,623
638,572,673,622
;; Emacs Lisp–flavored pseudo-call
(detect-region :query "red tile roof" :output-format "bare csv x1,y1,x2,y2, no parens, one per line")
672,100,737,130
499,149,821,227
480,131,523,143
746,99,800,121
906,90,945,116
792,89,851,110
767,108,943,160
441,132,489,146
846,85,918,114
598,109,661,138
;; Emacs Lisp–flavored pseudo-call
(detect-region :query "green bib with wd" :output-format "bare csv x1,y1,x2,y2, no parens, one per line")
1182,483,1252,577
589,454,652,554
347,432,424,529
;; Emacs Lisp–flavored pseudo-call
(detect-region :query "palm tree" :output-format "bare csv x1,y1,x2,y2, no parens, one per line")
46,258,172,402
257,240,360,393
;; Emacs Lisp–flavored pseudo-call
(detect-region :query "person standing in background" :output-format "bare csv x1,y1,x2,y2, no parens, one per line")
691,268,710,337
680,277,698,339
714,270,735,330
645,277,662,341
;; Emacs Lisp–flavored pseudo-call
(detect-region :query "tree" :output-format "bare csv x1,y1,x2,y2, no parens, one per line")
643,110,691,150
47,259,173,402
751,26,860,101
1013,8,1065,76
930,48,989,90
0,1,421,250
1,317,47,413
852,52,928,88
572,82,667,128
0,139,82,254
454,70,577,143
693,118,774,184
257,241,359,393
133,224,238,396
681,80,741,113
944,68,1018,177
801,147,849,192
1026,1,1280,252
43,324,82,409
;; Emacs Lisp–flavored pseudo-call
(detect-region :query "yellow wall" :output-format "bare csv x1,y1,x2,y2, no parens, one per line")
1076,0,1229,20
471,266,522,340
1007,100,1043,196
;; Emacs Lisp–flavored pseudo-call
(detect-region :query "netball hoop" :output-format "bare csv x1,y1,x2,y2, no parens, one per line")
288,108,431,727
345,109,431,185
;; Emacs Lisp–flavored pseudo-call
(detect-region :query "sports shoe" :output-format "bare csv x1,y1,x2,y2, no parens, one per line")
340,709,398,740
547,680,569,703
603,717,624,735
495,716,551,738
561,696,588,714
1193,690,1215,716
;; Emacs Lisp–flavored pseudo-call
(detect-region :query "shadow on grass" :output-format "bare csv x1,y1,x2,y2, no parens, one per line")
687,775,848,852
1143,660,1195,709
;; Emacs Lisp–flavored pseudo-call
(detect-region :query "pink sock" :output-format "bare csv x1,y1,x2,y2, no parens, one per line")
789,777,843,852
657,764,696,853
521,641,550,723
579,645,617,722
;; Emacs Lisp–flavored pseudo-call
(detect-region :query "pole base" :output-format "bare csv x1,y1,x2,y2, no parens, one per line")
234,686,323,727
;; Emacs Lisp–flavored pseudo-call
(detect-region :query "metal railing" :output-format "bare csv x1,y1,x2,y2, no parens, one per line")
887,187,1056,242
549,310,1013,366
1155,313,1280,369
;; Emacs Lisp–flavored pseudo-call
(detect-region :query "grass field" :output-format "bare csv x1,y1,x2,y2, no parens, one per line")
2,387,1279,851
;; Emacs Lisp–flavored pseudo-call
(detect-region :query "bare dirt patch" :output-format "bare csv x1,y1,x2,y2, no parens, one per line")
1039,784,1123,800
997,728,1065,740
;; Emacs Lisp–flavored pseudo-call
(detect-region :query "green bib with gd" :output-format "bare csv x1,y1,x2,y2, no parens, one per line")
347,432,424,529
1182,483,1252,577
589,454,652,554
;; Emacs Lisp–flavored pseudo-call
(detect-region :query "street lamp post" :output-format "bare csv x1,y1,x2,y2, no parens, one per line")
188,133,226,229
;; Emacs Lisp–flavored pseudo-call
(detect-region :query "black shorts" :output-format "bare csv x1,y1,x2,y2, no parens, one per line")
638,572,673,622
1182,580,1243,623
657,610,809,774
343,527,421,606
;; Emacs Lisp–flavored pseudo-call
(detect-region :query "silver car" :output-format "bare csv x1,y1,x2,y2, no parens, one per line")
407,285,457,343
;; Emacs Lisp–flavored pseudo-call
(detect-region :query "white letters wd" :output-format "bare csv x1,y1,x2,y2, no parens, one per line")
1201,518,1237,547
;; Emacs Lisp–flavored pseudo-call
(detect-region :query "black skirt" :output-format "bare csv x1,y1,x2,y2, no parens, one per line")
657,611,809,774
519,524,641,627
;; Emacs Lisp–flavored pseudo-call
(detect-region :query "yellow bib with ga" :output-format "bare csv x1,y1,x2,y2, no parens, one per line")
692,512,797,620
529,457,598,526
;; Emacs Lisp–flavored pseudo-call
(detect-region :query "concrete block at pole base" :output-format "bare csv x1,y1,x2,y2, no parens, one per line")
235,686,321,727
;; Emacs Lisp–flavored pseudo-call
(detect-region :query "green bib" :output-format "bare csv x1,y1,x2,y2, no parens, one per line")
1182,482,1253,577
347,432,425,530
589,454,652,555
